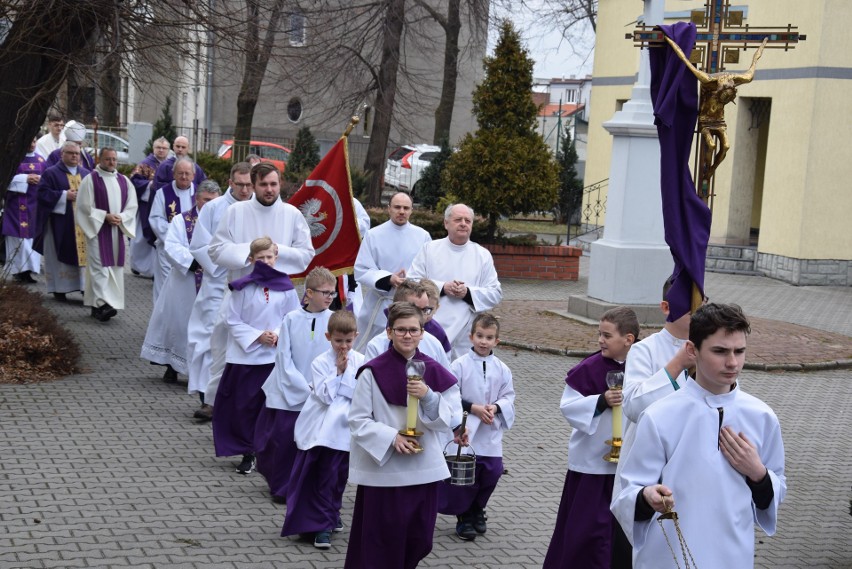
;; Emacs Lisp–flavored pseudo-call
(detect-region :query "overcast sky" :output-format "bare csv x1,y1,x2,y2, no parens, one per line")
489,3,597,81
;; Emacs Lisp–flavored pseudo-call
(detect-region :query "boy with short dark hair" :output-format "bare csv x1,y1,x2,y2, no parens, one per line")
612,303,786,569
544,306,639,567
439,312,515,541
281,310,364,549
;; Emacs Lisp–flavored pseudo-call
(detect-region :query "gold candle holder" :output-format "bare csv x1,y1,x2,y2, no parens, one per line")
603,370,624,463
400,360,425,452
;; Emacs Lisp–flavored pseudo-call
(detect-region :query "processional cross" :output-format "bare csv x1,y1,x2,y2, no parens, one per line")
627,0,805,205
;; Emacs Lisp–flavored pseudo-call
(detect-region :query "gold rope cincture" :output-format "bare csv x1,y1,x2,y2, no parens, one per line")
657,495,698,569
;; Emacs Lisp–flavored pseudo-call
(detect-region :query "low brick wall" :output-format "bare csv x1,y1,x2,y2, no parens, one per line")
483,244,582,280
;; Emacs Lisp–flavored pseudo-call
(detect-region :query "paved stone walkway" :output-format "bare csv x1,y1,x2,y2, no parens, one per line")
1,262,851,568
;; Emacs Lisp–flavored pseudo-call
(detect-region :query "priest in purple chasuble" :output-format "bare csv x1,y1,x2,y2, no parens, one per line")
34,141,89,298
129,136,171,277
152,135,206,191
76,148,138,321
3,137,46,282
149,156,197,302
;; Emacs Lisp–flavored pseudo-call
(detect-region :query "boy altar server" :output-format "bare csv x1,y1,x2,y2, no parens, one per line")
612,303,786,569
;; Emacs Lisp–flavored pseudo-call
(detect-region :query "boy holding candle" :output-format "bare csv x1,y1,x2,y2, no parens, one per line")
611,303,786,568
439,312,516,541
345,302,462,569
543,306,639,568
280,309,364,549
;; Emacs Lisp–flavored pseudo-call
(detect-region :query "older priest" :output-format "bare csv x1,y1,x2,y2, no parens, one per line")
76,148,138,322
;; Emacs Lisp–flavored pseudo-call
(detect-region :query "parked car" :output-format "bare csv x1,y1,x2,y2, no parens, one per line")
384,144,441,199
84,129,131,164
217,140,291,172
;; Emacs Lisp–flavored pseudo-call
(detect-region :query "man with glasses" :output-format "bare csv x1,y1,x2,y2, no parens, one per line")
185,162,254,421
34,141,90,301
354,192,431,351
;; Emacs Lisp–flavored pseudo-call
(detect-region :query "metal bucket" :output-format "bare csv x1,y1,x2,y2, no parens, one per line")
444,442,476,486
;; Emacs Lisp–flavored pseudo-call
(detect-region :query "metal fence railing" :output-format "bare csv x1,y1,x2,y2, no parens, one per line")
568,178,608,245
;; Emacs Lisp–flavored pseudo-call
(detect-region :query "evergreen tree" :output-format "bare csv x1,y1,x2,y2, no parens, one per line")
556,128,584,224
287,126,321,175
441,20,559,242
415,139,453,210
144,96,178,155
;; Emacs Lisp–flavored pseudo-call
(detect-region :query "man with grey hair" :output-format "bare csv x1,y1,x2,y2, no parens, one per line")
149,156,197,302
153,135,206,191
142,179,221,382
408,203,502,358
76,147,138,322
130,136,171,278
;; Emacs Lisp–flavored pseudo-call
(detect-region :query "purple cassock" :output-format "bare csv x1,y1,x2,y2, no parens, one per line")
212,263,295,457
543,351,624,569
153,156,206,192
650,22,712,322
130,153,163,246
34,161,91,265
280,446,349,537
46,147,95,171
254,406,300,501
2,154,46,239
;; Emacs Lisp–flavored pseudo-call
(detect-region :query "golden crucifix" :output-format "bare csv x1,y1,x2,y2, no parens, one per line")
628,0,805,204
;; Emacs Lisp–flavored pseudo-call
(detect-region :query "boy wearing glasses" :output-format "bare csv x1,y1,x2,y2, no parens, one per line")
255,267,337,501
346,302,462,569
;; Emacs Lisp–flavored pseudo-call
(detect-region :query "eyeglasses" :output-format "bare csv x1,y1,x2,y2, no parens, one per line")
309,288,337,299
232,182,253,189
391,327,423,337
421,306,435,315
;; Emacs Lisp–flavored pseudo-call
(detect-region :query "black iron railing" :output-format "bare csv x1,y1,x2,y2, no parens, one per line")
567,178,608,244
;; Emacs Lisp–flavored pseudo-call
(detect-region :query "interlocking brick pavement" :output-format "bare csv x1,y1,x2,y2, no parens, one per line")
1,258,850,568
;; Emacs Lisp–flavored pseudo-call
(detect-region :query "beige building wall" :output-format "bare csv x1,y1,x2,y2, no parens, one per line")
586,0,852,285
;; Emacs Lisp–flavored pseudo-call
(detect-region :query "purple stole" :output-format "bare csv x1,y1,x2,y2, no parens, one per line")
357,348,457,406
228,260,295,293
91,171,129,268
161,183,194,223
182,207,203,293
564,351,624,397
3,155,45,238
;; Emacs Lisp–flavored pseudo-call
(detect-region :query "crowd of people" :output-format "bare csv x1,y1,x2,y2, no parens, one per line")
3,121,786,568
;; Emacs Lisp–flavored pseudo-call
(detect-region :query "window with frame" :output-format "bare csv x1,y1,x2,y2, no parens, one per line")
289,13,306,47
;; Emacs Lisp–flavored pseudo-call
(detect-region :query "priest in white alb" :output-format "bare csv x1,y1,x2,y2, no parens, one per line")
353,192,431,351
75,147,138,322
408,203,502,359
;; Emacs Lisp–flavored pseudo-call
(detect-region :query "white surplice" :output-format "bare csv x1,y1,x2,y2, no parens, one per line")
76,166,138,309
140,213,198,373
611,379,786,569
353,220,431,352
148,182,194,303
185,190,243,395
294,348,365,452
407,238,502,359
262,308,333,411
225,281,299,365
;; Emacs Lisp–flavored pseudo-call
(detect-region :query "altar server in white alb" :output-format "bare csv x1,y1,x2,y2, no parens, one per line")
186,162,254,421
75,148,138,322
408,203,502,359
354,192,431,350
361,280,450,370
439,312,515,542
149,157,197,302
280,309,365,549
612,303,786,569
140,181,220,380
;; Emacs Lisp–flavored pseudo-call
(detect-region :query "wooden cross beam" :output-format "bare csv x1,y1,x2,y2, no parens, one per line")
627,0,805,73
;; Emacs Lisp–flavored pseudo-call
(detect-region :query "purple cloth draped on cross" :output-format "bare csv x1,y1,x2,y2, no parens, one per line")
91,171,129,267
650,22,712,322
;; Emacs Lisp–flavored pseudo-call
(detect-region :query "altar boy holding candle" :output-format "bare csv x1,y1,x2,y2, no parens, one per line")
345,302,462,569
543,307,638,568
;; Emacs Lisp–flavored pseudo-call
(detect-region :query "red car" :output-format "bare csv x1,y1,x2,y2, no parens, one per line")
217,140,291,172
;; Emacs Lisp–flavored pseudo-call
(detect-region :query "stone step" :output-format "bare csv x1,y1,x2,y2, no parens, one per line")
705,255,760,275
706,244,757,261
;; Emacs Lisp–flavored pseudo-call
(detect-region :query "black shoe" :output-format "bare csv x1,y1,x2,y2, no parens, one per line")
313,531,332,549
162,366,178,383
131,269,140,276
53,292,67,302
98,303,117,319
193,404,213,421
14,272,36,284
236,453,256,475
473,509,487,534
455,516,476,541
271,494,286,505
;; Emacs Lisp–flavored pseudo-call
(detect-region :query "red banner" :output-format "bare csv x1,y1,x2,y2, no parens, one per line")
287,137,361,280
